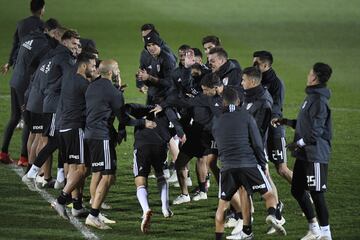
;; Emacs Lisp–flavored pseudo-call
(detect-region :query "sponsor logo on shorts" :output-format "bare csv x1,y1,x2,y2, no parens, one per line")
252,184,266,190
92,162,104,167
69,154,80,160
33,125,43,130
221,192,226,197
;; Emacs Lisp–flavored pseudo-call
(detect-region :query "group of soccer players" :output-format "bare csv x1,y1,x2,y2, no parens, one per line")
0,1,333,239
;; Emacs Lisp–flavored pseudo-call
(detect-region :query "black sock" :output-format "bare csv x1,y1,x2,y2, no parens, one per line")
73,198,83,210
243,225,252,235
45,177,52,182
215,232,223,240
267,207,276,216
234,212,243,220
90,208,100,217
199,182,207,192
25,164,32,174
275,207,282,220
57,191,69,205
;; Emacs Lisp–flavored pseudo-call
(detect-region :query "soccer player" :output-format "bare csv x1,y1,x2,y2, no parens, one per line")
125,103,185,233
213,87,286,240
0,0,46,164
137,31,176,105
274,62,333,240
50,52,96,219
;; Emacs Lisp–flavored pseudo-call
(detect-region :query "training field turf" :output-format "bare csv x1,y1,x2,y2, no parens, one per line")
0,0,359,239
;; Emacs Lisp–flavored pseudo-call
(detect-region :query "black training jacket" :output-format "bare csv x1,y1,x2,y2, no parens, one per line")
292,85,332,164
212,106,267,171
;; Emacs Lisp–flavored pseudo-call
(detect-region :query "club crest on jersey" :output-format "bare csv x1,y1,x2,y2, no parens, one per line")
147,65,152,69
302,101,308,109
222,77,229,86
178,78,182,82
246,103,253,110
157,64,160,72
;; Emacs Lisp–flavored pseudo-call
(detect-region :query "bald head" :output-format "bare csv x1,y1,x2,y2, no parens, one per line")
99,59,120,82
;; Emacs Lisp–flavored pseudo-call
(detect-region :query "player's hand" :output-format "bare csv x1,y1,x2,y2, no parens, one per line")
137,69,149,81
139,85,148,94
286,142,298,152
179,134,187,144
271,118,288,128
117,129,127,144
1,63,10,75
150,104,162,117
145,119,157,129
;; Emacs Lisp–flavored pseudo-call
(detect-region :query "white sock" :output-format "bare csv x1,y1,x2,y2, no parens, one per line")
136,186,149,214
56,168,65,182
320,225,331,237
309,222,321,234
157,179,169,211
27,165,40,178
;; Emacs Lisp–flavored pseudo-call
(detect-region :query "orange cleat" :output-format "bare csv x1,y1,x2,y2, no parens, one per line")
0,152,13,164
17,156,29,167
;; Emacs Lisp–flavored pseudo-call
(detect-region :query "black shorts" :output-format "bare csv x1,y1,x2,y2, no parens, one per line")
86,139,117,175
203,134,218,156
292,160,328,192
219,166,272,201
267,136,287,164
59,128,90,166
43,113,56,137
133,144,167,178
29,112,44,133
180,124,206,158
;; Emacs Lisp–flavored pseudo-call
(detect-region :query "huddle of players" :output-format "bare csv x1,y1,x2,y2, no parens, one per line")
0,1,333,238
135,23,333,240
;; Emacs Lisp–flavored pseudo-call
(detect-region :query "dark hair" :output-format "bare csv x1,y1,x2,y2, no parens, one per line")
313,62,332,84
44,18,60,31
222,87,239,105
192,48,202,58
242,66,262,83
208,47,228,59
253,50,273,65
82,45,99,56
31,0,45,13
140,23,159,35
202,35,221,46
77,52,96,66
61,30,80,41
201,73,222,88
178,44,191,51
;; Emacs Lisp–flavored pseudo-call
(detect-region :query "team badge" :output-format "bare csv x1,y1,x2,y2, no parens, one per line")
222,77,229,86
246,103,253,110
157,64,160,72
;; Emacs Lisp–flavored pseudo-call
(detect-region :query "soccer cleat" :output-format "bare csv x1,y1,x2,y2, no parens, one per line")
21,174,37,191
231,218,244,235
192,191,207,201
320,236,332,240
0,152,13,164
141,209,153,233
167,171,178,183
163,168,170,179
35,176,55,188
51,200,69,219
172,194,191,205
17,156,28,167
99,213,116,224
162,208,174,218
277,200,284,213
89,199,112,210
54,180,65,189
226,230,254,240
266,216,286,235
86,214,111,230
301,230,322,240
265,215,287,236
71,207,89,218
225,217,238,228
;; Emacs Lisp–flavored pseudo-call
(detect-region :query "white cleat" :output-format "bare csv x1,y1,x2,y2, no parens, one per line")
231,218,244,235
301,230,321,240
54,180,65,189
163,169,170,179
21,174,37,191
51,200,69,220
141,209,153,233
162,208,174,218
85,214,111,230
99,213,116,224
226,230,254,240
225,217,238,228
192,191,207,201
174,177,193,187
266,216,285,235
71,207,89,218
89,199,112,210
172,194,191,205
167,171,178,183
265,215,287,236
